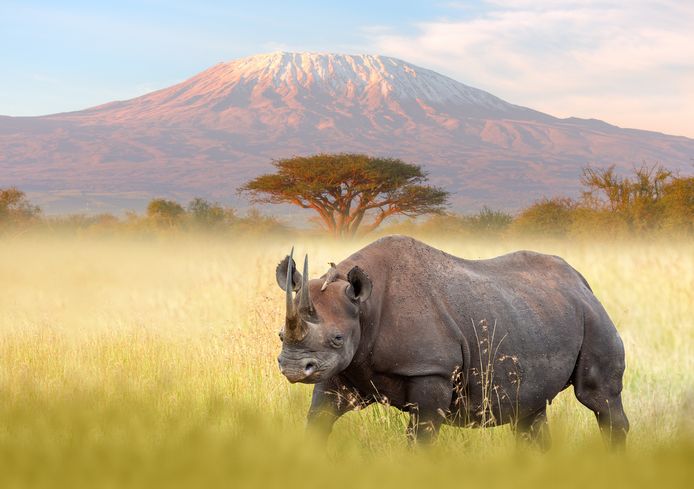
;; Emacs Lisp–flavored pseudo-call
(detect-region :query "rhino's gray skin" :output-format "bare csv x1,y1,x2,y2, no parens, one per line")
276,236,629,449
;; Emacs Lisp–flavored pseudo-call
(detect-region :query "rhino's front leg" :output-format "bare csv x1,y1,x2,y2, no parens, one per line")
406,375,453,445
306,376,361,441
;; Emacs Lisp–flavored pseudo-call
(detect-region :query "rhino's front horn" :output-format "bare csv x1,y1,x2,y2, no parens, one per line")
299,254,313,313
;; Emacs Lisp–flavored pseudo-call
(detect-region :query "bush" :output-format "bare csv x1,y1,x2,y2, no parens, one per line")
0,187,41,232
511,198,576,237
462,207,513,234
659,176,694,235
382,208,512,237
187,198,235,229
146,199,185,227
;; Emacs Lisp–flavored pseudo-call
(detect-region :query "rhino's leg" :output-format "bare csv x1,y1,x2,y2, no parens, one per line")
572,310,629,449
405,376,452,445
514,406,551,451
306,376,364,441
574,384,629,449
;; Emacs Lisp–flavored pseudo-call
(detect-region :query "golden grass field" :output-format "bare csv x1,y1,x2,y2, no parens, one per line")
0,234,692,488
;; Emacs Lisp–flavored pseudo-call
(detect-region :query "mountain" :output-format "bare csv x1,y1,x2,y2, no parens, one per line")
1,52,692,214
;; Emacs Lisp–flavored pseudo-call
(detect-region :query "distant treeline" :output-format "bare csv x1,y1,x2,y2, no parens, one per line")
389,165,694,239
0,193,287,237
1,164,692,239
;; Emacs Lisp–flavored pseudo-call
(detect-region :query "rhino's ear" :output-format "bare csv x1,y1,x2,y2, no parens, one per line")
276,255,302,292
346,266,372,303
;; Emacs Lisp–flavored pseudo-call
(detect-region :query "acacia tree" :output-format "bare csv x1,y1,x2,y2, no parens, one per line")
239,153,449,237
581,164,671,213
580,164,672,231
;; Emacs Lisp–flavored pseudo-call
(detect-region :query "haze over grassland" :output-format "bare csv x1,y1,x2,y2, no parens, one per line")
0,235,692,487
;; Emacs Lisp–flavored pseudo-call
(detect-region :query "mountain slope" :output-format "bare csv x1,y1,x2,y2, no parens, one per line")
1,52,692,213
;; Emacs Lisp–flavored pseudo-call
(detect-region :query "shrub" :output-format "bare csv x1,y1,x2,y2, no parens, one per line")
511,198,576,237
0,187,41,232
146,199,185,227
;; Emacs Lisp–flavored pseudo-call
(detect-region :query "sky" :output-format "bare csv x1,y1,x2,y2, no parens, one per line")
1,0,693,137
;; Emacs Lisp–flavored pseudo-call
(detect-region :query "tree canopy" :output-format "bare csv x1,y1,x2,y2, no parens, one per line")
239,153,449,237
579,164,691,232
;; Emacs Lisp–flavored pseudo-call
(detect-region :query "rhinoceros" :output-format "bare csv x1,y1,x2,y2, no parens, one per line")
275,236,629,448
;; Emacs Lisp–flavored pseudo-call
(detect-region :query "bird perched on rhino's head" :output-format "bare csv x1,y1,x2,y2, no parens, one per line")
321,262,344,291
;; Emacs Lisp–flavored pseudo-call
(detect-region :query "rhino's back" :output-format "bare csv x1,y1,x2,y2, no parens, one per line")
343,235,591,302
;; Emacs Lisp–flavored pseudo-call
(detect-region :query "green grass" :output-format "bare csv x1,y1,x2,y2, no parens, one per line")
0,235,692,488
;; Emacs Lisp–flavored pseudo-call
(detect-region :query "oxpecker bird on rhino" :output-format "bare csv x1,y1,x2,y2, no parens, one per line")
275,236,629,449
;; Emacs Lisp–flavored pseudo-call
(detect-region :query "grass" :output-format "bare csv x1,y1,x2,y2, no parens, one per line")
0,234,692,488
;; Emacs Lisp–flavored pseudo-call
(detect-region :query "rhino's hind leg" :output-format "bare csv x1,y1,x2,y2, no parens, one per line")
574,384,629,449
595,395,629,449
515,406,551,451
576,380,629,449
571,311,630,449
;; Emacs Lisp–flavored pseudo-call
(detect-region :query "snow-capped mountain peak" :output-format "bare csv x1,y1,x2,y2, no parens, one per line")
208,51,511,107
84,52,521,121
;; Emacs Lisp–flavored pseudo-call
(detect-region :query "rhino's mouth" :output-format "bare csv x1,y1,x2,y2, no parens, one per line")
283,368,324,384
279,357,330,384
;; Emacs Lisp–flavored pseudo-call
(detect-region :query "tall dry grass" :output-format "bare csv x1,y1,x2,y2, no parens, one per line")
0,234,692,488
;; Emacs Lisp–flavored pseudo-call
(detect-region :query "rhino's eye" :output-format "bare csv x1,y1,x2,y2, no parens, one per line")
278,330,285,342
330,334,344,348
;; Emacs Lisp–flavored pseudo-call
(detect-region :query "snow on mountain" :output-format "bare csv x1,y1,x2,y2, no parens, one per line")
1,52,692,214
83,52,520,118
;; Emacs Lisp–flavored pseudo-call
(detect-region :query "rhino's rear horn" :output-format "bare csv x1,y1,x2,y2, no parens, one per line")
299,254,314,313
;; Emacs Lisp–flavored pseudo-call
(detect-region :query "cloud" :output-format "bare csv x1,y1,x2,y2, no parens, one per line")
368,1,694,137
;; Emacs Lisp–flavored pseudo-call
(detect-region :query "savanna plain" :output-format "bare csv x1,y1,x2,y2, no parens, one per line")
0,234,692,488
